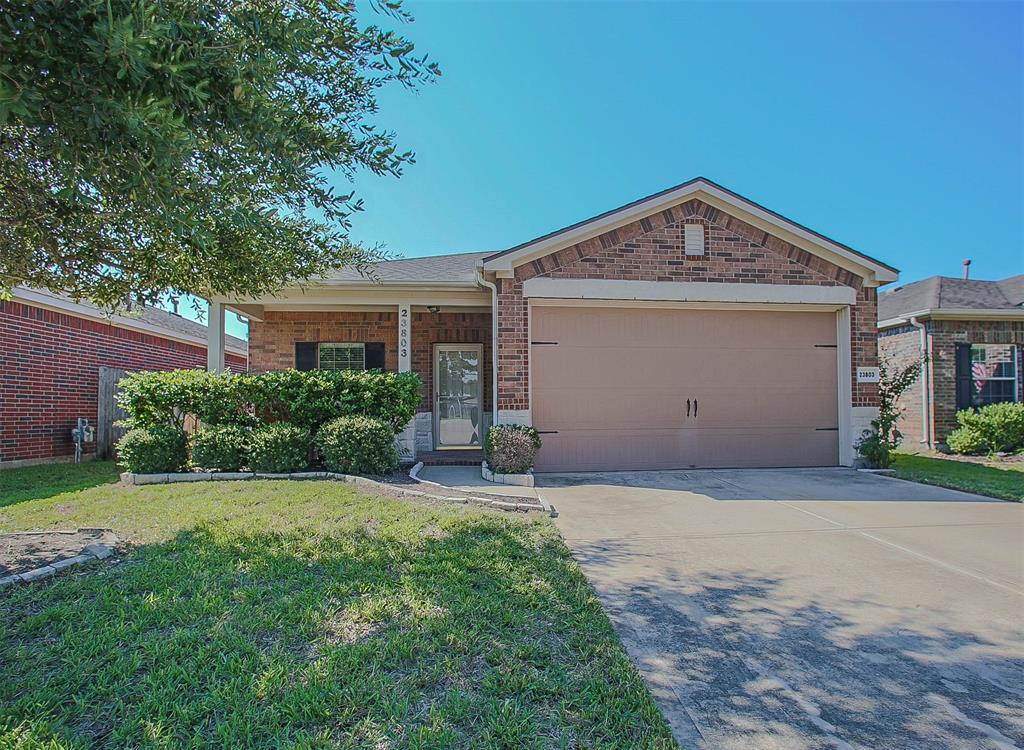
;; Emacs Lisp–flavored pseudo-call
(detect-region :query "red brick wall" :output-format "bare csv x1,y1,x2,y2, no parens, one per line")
879,326,927,443
0,300,247,464
496,198,879,411
249,311,399,372
248,310,493,414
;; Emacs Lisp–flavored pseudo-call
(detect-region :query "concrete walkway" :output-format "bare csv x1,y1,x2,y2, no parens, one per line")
540,468,1024,750
417,464,539,500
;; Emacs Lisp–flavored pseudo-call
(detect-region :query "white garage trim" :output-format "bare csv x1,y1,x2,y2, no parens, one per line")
837,306,854,467
522,278,856,306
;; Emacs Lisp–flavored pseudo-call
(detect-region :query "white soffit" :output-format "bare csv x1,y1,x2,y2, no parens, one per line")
522,278,857,305
483,179,898,285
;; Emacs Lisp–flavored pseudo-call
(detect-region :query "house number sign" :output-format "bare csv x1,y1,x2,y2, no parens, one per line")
856,366,880,383
398,304,411,372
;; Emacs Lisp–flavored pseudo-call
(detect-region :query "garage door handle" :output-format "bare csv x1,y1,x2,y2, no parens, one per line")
686,398,691,417
693,398,698,417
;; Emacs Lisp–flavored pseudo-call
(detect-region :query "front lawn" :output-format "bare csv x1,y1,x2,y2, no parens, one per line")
0,472,676,749
891,453,1023,502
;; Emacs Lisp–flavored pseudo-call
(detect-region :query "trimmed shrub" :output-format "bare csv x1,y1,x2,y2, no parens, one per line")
250,369,421,431
952,402,1024,454
117,426,188,474
316,416,399,475
248,423,311,473
190,425,249,472
946,426,988,455
484,425,542,474
117,368,420,433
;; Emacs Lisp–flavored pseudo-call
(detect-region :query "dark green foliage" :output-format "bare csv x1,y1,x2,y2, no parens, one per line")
248,423,310,473
950,402,1024,454
190,424,248,472
117,369,421,433
484,424,542,474
316,416,399,475
0,0,438,308
116,426,187,474
251,369,421,431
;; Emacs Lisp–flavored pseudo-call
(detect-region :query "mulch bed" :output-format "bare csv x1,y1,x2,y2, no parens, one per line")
0,529,118,577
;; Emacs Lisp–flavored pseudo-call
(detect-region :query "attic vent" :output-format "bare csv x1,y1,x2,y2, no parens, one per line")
684,224,705,256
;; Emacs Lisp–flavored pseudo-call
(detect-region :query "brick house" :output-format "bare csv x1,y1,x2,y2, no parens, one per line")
1,288,247,467
211,177,897,471
878,274,1023,447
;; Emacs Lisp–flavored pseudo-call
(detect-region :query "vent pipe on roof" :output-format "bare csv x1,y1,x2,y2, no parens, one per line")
963,258,971,280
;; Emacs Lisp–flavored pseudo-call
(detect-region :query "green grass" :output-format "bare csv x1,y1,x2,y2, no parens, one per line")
891,453,1023,502
0,473,677,749
0,459,120,508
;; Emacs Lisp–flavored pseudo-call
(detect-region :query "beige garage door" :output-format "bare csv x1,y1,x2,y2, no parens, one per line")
531,306,839,471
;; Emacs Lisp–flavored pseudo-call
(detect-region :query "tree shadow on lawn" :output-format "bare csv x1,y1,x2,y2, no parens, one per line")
0,516,677,750
0,460,120,508
569,538,1024,750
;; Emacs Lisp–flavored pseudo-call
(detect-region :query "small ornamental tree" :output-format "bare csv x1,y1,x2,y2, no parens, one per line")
857,354,925,468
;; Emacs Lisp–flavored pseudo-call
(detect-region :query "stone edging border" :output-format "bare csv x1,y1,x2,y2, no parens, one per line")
1,532,117,589
121,470,550,515
481,462,535,487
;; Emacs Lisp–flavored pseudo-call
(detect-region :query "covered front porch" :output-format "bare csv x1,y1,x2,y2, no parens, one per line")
205,281,495,462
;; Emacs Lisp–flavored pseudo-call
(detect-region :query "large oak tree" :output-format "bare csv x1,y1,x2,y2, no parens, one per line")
0,0,438,309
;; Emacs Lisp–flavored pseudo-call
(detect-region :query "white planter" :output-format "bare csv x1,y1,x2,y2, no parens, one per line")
481,461,535,488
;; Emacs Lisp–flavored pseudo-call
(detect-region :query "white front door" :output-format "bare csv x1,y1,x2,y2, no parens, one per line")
434,344,484,448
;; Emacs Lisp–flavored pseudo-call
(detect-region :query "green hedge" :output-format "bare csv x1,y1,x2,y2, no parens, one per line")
117,369,421,433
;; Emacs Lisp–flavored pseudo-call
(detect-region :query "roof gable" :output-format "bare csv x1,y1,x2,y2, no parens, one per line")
483,177,897,285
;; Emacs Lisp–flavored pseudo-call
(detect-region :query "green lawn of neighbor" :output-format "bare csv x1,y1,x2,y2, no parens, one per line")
0,464,676,749
0,459,120,508
891,453,1023,502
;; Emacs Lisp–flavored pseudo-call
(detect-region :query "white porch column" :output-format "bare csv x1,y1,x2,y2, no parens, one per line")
398,303,411,372
207,300,226,373
396,303,418,461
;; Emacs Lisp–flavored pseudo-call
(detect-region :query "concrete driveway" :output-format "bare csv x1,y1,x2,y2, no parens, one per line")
539,468,1024,750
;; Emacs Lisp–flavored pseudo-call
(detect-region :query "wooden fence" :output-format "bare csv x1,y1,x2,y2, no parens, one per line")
96,366,128,459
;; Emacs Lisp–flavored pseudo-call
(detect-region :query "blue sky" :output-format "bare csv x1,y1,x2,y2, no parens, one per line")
202,0,1024,340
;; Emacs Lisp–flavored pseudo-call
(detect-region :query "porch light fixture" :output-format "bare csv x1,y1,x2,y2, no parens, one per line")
427,305,441,314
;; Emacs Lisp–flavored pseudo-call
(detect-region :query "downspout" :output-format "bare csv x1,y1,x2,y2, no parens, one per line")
909,316,931,446
476,269,499,429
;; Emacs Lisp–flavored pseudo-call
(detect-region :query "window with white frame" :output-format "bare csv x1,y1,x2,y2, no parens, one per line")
318,343,365,371
969,344,1018,406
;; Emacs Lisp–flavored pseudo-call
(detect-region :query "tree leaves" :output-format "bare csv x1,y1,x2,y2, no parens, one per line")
0,0,439,310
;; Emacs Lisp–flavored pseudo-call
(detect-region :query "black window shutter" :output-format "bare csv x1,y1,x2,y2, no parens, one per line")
364,342,386,371
295,342,318,371
954,342,973,411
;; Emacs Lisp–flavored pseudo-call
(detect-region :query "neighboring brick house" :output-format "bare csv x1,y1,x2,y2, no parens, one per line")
0,288,247,467
213,177,897,470
878,274,1024,447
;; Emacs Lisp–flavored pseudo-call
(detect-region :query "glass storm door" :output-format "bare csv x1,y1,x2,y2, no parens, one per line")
434,344,483,448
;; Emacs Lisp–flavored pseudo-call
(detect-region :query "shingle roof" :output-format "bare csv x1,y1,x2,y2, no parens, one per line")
327,251,491,284
878,274,1024,321
24,288,248,351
